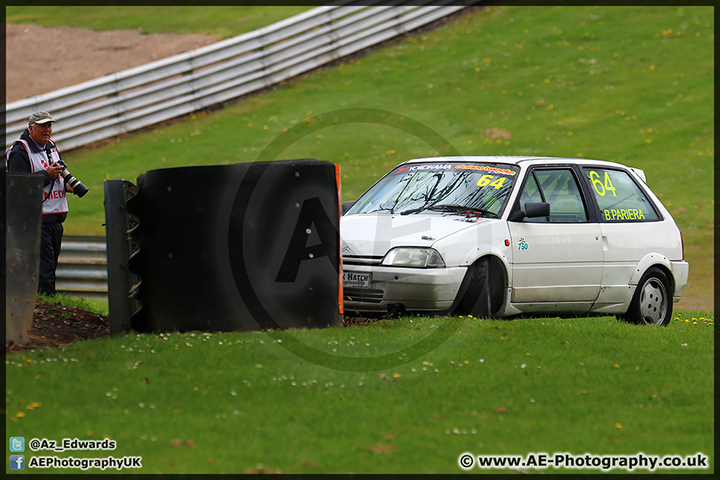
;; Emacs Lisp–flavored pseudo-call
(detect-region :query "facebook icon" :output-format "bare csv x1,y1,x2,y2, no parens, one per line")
9,455,25,470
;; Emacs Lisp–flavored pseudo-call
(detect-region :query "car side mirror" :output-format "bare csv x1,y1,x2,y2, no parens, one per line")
508,202,550,222
525,202,550,218
342,200,356,214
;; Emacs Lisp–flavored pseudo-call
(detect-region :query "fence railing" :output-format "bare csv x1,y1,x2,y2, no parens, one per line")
5,1,472,152
56,236,108,300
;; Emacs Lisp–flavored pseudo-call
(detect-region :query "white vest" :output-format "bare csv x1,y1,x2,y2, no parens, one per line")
7,139,69,216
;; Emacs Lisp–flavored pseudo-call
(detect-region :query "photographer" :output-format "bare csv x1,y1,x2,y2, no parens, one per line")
6,111,75,296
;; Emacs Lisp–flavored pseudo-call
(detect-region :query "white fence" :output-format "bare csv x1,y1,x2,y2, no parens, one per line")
5,1,473,152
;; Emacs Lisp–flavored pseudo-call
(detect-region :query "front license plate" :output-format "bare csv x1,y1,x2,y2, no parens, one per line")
343,272,371,288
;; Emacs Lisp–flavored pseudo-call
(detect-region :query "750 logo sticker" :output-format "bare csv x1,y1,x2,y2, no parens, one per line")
517,237,529,252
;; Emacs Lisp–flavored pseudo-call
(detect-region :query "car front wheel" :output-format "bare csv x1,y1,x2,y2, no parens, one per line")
624,267,673,326
453,257,504,319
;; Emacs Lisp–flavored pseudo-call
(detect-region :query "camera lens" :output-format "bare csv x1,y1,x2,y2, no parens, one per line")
58,166,89,198
73,182,89,197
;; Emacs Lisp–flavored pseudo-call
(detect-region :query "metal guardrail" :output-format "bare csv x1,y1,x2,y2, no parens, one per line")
4,1,473,152
57,236,108,300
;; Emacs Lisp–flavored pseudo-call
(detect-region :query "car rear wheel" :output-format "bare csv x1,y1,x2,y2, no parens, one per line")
453,257,504,319
624,267,673,326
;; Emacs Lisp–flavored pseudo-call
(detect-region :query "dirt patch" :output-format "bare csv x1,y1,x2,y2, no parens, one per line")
5,23,219,103
484,128,512,140
4,301,110,354
3,301,382,354
5,8,478,104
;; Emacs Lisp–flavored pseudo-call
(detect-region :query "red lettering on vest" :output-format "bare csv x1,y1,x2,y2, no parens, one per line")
44,189,66,200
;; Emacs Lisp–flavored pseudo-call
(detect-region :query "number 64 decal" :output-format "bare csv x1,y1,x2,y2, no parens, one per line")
588,170,616,197
476,174,507,189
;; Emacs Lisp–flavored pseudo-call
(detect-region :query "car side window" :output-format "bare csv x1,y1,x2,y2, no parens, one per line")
521,169,588,223
582,168,660,222
519,173,548,222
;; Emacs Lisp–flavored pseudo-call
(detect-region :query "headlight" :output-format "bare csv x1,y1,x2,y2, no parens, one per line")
381,247,446,268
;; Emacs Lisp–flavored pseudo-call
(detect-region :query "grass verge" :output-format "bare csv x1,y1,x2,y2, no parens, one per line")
5,310,714,474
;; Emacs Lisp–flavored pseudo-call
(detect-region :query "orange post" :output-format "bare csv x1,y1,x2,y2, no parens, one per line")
335,163,344,315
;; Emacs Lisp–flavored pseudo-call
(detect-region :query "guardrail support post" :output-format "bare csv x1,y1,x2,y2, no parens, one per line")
5,174,44,345
104,180,137,335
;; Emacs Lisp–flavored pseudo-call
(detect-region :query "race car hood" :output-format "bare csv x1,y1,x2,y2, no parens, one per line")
340,213,488,257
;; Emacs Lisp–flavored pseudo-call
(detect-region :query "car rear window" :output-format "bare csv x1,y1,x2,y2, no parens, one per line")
582,167,660,222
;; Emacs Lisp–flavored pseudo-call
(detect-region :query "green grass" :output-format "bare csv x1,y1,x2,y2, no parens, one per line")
37,293,109,316
52,5,713,308
5,311,714,474
5,6,314,39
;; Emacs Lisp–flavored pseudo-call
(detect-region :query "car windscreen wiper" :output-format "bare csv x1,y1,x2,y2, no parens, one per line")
400,204,497,217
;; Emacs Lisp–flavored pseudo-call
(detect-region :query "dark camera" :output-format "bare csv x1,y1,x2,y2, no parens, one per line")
55,160,89,198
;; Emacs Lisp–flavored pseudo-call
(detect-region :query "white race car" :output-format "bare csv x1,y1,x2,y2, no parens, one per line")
341,156,688,326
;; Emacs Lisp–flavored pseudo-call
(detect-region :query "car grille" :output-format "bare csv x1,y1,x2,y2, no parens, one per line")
342,256,383,266
344,287,384,303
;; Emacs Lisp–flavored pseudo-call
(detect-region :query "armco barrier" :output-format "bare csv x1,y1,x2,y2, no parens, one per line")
107,159,343,333
56,237,108,300
4,1,474,152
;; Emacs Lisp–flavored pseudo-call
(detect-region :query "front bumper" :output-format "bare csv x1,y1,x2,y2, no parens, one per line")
343,265,467,313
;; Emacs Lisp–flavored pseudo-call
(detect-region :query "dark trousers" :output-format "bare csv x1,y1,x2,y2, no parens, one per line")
39,222,64,296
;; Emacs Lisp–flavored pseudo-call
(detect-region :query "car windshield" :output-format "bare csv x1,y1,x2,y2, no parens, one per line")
347,162,521,217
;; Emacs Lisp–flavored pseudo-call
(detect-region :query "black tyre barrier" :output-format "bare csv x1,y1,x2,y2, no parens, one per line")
5,174,44,344
104,180,140,335
120,159,342,333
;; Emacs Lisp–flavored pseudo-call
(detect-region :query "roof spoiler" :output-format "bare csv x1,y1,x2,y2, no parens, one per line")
630,167,647,183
